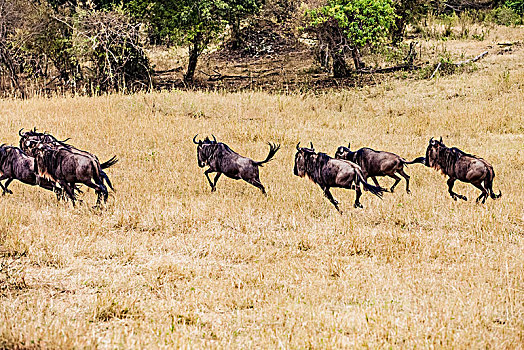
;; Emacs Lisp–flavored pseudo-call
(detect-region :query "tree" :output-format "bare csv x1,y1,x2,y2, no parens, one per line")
125,0,262,83
306,0,397,77
391,0,427,44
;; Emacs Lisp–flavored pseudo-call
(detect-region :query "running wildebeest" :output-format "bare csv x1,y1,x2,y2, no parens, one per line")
19,128,117,192
32,143,109,207
193,135,280,194
294,143,385,213
335,143,425,194
425,137,501,203
0,144,60,196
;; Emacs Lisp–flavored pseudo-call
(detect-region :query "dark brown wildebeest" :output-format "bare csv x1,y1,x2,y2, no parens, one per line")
193,135,280,194
294,143,384,213
425,137,501,203
32,143,109,207
335,143,425,194
0,144,59,196
19,128,117,191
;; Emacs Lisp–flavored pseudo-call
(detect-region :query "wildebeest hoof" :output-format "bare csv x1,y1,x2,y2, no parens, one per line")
406,189,411,194
461,196,468,201
389,188,395,193
211,187,217,192
354,203,363,208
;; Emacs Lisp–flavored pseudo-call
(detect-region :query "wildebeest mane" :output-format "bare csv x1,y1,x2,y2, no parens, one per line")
202,142,232,163
304,152,330,186
435,145,478,175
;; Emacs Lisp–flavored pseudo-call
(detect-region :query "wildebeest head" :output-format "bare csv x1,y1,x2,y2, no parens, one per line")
293,142,315,177
425,137,444,168
335,142,352,160
19,128,68,156
193,134,217,168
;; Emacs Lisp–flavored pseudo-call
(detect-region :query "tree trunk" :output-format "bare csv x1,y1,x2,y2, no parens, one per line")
392,15,406,45
351,47,364,70
331,51,350,78
230,17,242,50
184,35,201,84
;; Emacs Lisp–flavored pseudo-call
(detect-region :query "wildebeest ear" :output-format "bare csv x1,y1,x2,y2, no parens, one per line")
309,142,314,150
347,142,350,149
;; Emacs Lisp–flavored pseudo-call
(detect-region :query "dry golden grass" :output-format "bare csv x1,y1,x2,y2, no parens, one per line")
1,26,523,349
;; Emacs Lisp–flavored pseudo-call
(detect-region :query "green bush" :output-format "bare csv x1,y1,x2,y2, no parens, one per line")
306,0,397,77
505,0,524,15
489,6,523,25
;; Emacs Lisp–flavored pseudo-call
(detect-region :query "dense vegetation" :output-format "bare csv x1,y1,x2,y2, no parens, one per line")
0,0,522,96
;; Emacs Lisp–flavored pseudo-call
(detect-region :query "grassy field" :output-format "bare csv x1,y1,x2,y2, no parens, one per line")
1,27,524,348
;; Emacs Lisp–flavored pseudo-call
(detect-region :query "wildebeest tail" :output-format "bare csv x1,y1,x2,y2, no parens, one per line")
403,156,425,165
485,166,501,199
355,168,385,199
101,156,118,169
101,171,115,192
255,142,280,166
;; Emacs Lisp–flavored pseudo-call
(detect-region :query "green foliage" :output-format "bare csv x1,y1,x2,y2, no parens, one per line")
124,0,262,45
307,0,396,49
505,0,524,15
489,5,523,25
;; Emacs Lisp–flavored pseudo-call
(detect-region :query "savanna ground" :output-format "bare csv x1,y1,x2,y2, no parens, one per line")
1,24,524,349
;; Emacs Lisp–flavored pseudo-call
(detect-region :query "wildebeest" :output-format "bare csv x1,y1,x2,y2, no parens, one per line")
0,144,59,196
19,128,117,191
335,143,425,194
193,135,280,194
425,137,501,203
294,143,384,212
32,143,109,206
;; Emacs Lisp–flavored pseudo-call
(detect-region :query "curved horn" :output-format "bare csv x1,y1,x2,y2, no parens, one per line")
309,142,314,149
19,128,24,137
347,142,351,149
59,138,70,143
193,134,199,144
296,142,301,150
439,136,443,143
211,134,217,143
429,137,434,142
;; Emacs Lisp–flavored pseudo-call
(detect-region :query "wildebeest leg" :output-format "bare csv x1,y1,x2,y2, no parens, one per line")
211,173,222,192
397,168,411,194
447,178,467,201
354,185,363,209
321,186,341,213
472,182,488,204
1,178,14,195
245,177,266,195
83,181,106,206
204,169,216,191
60,181,76,206
388,173,401,193
371,176,381,188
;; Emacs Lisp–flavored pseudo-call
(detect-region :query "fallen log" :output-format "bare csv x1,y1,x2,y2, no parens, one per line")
454,51,488,66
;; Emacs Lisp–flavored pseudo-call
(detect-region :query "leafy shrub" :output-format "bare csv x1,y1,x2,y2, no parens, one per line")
306,0,397,77
488,6,523,25
505,0,524,15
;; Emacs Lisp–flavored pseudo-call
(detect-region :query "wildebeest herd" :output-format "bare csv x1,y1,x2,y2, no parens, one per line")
1,129,501,211
1,128,117,207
